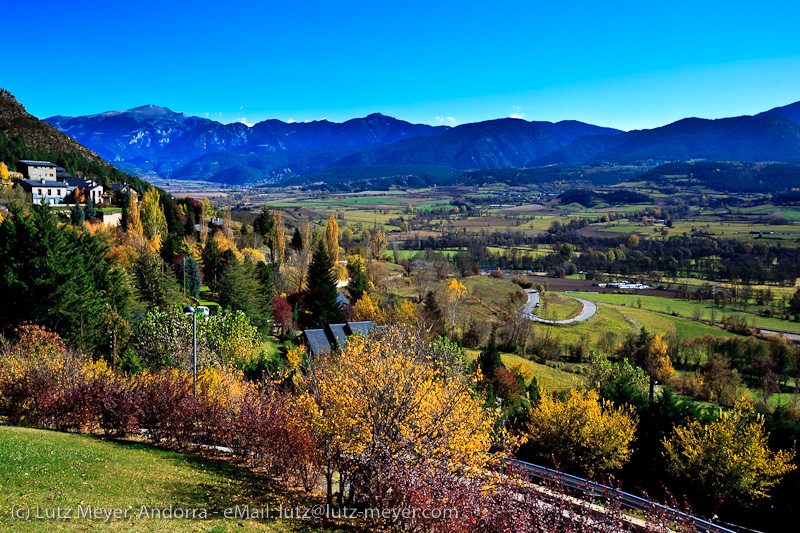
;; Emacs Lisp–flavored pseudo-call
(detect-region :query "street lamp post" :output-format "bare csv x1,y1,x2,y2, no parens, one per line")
184,305,197,396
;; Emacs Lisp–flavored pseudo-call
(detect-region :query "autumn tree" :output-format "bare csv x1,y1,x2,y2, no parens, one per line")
325,215,339,264
301,217,311,252
272,209,285,265
444,278,468,333
370,227,387,259
0,162,9,186
663,402,796,503
352,293,379,322
646,334,674,402
299,326,497,505
527,388,638,473
126,194,143,238
140,188,168,252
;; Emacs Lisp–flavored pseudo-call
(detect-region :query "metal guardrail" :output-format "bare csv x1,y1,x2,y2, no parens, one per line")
508,458,743,533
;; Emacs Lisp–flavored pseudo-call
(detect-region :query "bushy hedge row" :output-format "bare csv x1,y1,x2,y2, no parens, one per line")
0,325,315,486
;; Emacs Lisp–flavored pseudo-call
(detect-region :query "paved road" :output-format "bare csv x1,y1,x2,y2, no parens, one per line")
521,290,598,325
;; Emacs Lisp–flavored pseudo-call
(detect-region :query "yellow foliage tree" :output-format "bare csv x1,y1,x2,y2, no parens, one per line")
242,247,266,264
325,215,339,264
201,196,215,218
299,327,497,501
444,278,468,332
663,402,796,502
386,299,417,327
0,162,10,187
301,217,311,252
140,188,167,241
370,227,387,259
646,334,673,402
126,194,143,237
272,210,285,265
527,388,638,472
353,293,380,322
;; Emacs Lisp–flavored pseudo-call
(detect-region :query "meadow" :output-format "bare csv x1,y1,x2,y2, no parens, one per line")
0,427,350,533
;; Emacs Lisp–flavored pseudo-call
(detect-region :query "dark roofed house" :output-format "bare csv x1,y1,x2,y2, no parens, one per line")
55,166,73,180
16,160,57,181
345,321,376,336
109,183,138,201
18,179,69,206
304,329,332,357
302,321,381,357
64,177,104,205
327,323,348,349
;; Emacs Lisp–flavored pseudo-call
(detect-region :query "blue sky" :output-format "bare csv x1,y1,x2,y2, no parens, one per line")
6,1,800,130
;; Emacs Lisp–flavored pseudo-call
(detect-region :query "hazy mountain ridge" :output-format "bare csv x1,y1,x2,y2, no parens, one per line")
45,110,447,180
535,107,800,166
41,99,800,188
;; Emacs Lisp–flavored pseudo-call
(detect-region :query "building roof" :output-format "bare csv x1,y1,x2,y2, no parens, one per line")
303,329,332,357
110,183,133,192
64,177,101,189
21,179,67,189
55,167,73,179
18,160,58,167
327,323,348,349
303,321,380,357
345,321,376,336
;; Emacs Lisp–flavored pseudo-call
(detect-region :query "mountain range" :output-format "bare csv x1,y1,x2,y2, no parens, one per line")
34,98,800,189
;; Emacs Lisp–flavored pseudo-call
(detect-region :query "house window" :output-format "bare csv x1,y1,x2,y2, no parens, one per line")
48,189,52,196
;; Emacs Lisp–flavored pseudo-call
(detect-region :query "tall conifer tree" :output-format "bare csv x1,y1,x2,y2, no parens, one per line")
304,242,342,328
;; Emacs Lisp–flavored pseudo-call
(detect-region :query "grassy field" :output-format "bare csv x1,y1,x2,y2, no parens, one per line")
579,292,800,334
463,350,583,391
537,293,583,321
460,276,525,325
0,426,352,533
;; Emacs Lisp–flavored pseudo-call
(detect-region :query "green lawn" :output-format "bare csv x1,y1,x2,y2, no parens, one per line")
463,350,583,392
579,292,800,334
537,293,583,321
0,426,352,532
598,225,643,233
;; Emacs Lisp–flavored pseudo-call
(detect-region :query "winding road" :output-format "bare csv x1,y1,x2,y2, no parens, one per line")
520,289,598,325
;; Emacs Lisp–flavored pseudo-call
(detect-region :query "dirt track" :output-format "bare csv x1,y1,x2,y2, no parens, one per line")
527,276,682,299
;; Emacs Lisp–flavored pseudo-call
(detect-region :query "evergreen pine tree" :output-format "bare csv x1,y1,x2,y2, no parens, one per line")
84,197,97,220
219,254,267,329
291,227,303,250
304,242,343,328
134,251,182,308
0,203,131,352
71,204,85,224
478,329,505,382
346,256,370,304
184,207,196,237
181,255,203,296
201,233,223,293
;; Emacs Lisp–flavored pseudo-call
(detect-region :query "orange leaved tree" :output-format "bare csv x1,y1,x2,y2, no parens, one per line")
299,326,496,505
